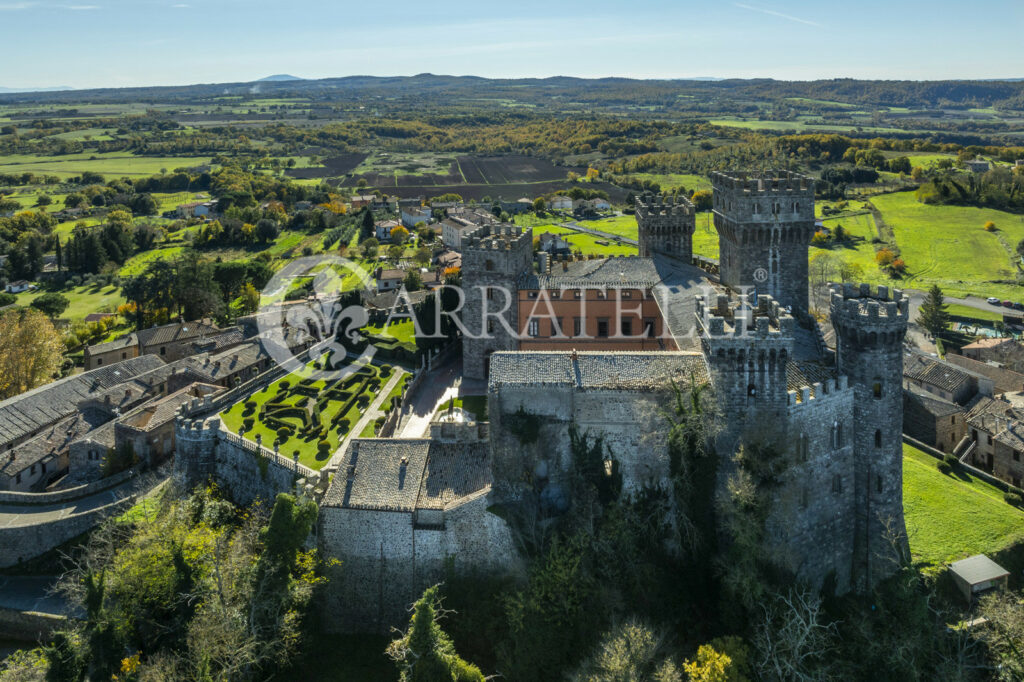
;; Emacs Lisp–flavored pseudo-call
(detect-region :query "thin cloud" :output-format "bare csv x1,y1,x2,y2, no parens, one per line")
0,2,35,9
734,3,820,27
64,4,100,8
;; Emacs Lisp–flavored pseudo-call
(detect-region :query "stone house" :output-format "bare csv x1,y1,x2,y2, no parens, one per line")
966,395,1024,489
548,195,573,211
400,206,432,229
945,352,1024,395
903,350,991,404
441,216,478,250
84,320,224,370
350,195,376,210
374,219,401,242
959,338,1024,375
376,268,405,293
965,158,991,173
0,415,98,491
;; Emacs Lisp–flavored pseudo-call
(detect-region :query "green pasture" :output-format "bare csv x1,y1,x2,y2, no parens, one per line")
365,319,417,345
871,191,1024,299
626,173,712,192
12,283,123,321
691,216,719,259
119,245,186,276
811,211,884,281
542,225,637,257
576,215,639,239
903,443,1024,571
946,303,1004,323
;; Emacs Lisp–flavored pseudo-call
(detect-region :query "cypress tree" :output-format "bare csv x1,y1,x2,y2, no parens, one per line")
918,285,951,337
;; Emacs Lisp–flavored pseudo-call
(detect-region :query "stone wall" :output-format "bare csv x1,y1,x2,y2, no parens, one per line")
319,491,520,633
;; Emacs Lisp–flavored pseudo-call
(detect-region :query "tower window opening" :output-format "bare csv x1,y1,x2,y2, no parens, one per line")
485,260,494,271
876,475,883,493
747,383,757,397
831,474,842,495
875,430,882,448
872,382,882,399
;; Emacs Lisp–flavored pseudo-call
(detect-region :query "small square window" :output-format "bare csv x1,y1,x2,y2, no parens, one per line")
597,319,609,338
527,319,539,337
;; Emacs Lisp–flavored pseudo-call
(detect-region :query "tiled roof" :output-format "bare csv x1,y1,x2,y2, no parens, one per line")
322,438,491,512
1,414,100,476
324,439,430,511
190,327,246,353
0,355,166,449
904,351,975,394
488,351,708,391
967,396,1024,451
520,256,661,289
786,361,839,396
179,342,267,382
944,353,1024,395
136,320,219,349
85,332,138,355
904,385,965,417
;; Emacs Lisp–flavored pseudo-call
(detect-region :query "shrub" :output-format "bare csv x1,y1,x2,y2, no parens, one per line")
292,449,300,458
336,418,350,433
984,220,997,232
317,440,331,456
811,231,830,246
937,462,953,475
943,453,959,468
243,418,254,430
279,380,290,390
1004,491,1024,508
276,426,291,442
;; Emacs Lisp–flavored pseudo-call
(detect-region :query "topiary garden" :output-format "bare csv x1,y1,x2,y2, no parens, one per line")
220,361,404,470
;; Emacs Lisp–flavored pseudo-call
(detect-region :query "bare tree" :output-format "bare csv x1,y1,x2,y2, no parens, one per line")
753,587,837,682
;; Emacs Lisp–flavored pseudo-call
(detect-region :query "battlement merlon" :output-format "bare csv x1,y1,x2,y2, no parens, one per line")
828,282,910,324
695,293,796,339
462,223,533,251
787,375,851,407
634,193,696,217
709,170,816,195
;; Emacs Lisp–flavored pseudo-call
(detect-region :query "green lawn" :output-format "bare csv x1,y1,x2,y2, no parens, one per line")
576,215,639,239
946,303,1004,323
872,191,1024,300
220,361,405,470
543,226,637,257
13,283,123,321
365,319,417,344
626,173,712,192
903,443,1024,571
119,245,186,276
811,211,886,283
453,395,488,421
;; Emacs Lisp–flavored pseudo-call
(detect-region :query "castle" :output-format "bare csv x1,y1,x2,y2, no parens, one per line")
174,170,909,632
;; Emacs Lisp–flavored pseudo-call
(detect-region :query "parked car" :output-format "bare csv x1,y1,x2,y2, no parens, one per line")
1014,302,1024,311
1003,300,1015,308
987,297,1001,305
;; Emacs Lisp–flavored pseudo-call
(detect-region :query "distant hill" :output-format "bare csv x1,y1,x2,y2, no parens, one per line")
257,75,302,82
0,86,73,93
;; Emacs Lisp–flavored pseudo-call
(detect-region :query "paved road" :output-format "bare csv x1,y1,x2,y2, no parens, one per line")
0,474,157,529
396,355,462,438
0,576,70,616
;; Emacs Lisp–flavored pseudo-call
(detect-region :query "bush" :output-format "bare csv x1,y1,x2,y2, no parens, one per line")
1004,491,1024,508
336,418,350,433
317,440,331,456
242,418,254,430
943,453,959,468
279,380,290,390
244,400,257,410
937,462,953,475
276,426,291,442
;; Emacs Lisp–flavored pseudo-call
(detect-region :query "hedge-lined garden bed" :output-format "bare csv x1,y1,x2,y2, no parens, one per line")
220,360,405,470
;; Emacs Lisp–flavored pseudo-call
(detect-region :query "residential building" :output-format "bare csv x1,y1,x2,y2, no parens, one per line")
351,195,376,209
548,195,573,211
441,216,478,250
376,268,405,293
401,206,432,229
5,280,33,294
84,320,224,370
966,394,1024,488
375,219,401,242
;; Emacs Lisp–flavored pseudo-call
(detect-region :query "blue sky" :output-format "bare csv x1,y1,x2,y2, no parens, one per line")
1,0,1022,89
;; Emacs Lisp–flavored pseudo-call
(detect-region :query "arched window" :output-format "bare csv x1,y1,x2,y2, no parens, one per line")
875,429,882,448
747,383,757,397
831,474,842,495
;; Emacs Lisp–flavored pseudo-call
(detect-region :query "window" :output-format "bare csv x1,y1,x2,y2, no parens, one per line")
15,473,20,484
872,382,882,399
876,475,883,493
747,383,757,397
798,433,809,462
1014,476,1021,489
832,421,843,449
597,319,609,338
644,318,656,338
753,203,760,214
555,318,566,337
988,434,993,445
527,319,539,337
485,260,494,271
160,346,166,356
121,352,127,359
620,318,632,336
1015,451,1021,463
875,430,882,448
621,290,632,299
96,358,103,366
486,287,494,300
574,317,583,336
574,290,582,299
596,290,606,299
551,290,560,299
41,462,45,474
486,320,494,334
528,291,538,299
831,475,843,495
951,416,956,424
30,464,36,475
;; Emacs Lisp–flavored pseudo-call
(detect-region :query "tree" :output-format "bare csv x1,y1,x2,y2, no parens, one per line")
238,283,260,315
918,285,950,337
984,220,997,232
691,189,713,211
533,197,546,212
360,237,379,259
30,292,70,318
414,246,432,266
35,194,53,207
0,308,64,399
388,244,404,261
978,590,1024,680
390,225,410,245
360,207,375,240
404,269,423,292
255,218,280,243
387,585,485,682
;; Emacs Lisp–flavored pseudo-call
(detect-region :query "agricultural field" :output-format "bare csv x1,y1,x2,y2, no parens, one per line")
623,172,712,192
0,152,214,179
903,443,1024,571
219,360,406,470
871,191,1024,300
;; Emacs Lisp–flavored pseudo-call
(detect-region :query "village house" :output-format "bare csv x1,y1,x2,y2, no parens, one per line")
964,157,991,173
548,195,573,211
945,352,1024,395
351,195,376,210
966,393,1024,489
176,201,216,219
375,219,401,242
537,231,571,255
400,205,432,229
375,268,405,293
84,319,224,370
5,280,34,294
959,338,1024,374
372,195,399,212
441,216,479,250
902,350,993,452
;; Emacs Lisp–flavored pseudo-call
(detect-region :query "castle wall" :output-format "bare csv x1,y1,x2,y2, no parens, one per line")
319,492,520,633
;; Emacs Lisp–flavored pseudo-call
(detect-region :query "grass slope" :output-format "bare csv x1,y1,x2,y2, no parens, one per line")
903,443,1024,570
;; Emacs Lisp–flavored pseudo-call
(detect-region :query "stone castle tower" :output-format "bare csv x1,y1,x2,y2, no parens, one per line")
461,224,534,381
711,171,816,315
635,193,695,261
830,283,910,588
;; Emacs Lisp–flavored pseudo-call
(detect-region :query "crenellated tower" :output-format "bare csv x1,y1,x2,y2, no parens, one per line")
461,223,534,380
635,192,696,261
829,282,909,588
711,171,816,316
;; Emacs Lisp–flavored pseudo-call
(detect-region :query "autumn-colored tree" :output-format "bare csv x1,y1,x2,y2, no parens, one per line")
0,308,64,399
691,189,713,211
875,249,895,266
984,220,997,231
238,283,260,315
585,167,600,181
390,225,410,245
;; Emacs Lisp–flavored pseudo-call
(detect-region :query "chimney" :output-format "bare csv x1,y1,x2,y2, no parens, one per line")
124,389,132,400
562,260,568,272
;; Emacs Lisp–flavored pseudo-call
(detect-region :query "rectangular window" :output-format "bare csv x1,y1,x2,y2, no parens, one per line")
527,319,539,337
596,290,606,299
988,435,993,445
486,320,494,334
16,473,21,484
160,346,166,355
555,318,565,337
551,290,560,299
30,464,36,475
644,318,656,338
1015,451,1021,463
621,290,632,299
573,290,581,299
528,291,538,299
597,319,609,338
620,318,632,337
486,287,494,300
573,317,582,336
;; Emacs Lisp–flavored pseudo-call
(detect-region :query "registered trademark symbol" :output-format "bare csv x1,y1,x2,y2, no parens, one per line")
753,267,768,282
